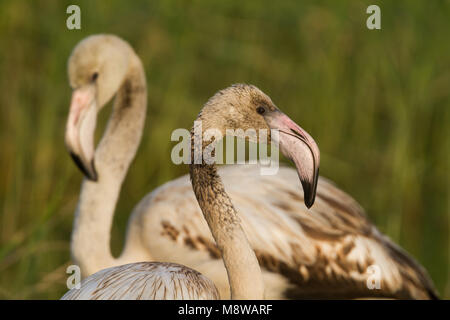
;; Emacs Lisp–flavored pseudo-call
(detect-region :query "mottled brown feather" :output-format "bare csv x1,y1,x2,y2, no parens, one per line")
141,164,438,299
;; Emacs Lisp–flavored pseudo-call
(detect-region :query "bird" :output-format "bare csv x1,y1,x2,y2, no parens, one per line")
64,34,438,299
61,262,220,300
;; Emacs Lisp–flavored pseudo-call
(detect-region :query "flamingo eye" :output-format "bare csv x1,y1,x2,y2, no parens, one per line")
91,72,99,82
256,106,266,115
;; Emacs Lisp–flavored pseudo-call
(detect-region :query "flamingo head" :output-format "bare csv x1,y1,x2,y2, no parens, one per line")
199,84,320,208
65,35,133,181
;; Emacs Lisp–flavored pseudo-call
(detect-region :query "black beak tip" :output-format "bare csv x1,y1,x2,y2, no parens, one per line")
305,198,314,209
304,189,315,209
302,168,319,210
87,159,98,181
301,181,314,209
69,152,98,182
88,175,98,182
87,169,98,182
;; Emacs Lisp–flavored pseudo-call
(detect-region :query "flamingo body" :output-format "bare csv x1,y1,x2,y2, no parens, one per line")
61,262,219,300
126,164,437,299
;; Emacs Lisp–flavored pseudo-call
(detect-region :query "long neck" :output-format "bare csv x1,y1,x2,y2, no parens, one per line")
189,123,264,299
71,54,147,276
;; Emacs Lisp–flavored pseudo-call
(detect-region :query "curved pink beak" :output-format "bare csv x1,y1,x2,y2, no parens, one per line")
266,110,320,208
65,85,98,181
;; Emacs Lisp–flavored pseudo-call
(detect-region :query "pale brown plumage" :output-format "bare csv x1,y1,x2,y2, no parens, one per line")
139,164,438,299
61,262,219,300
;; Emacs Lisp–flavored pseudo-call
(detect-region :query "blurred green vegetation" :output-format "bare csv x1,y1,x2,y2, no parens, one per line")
0,0,448,299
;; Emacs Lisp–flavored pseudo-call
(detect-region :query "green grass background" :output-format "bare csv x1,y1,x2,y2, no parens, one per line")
0,0,448,299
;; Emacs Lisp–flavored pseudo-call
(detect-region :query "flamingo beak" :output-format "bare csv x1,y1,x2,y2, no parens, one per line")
265,110,320,208
65,86,98,181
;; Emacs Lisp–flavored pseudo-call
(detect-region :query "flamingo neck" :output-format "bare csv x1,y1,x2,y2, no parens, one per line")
71,54,148,277
189,123,265,299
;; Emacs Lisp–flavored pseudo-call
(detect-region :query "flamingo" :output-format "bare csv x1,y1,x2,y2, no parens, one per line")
63,34,438,299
